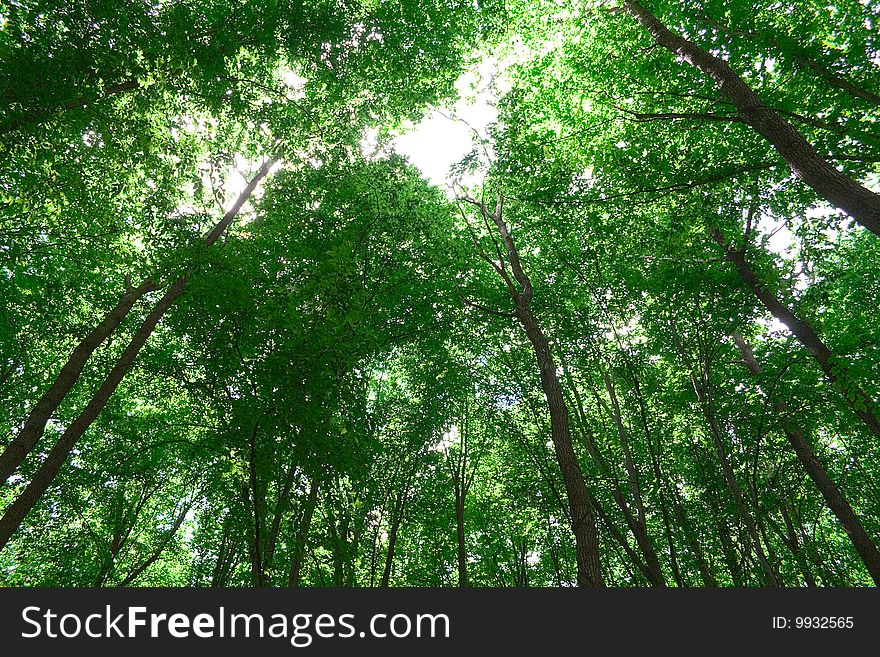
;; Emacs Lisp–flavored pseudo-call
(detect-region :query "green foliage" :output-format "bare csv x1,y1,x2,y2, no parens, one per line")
2,0,880,588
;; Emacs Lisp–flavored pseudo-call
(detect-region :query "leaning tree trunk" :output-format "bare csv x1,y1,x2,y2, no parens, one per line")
380,492,406,588
117,501,191,587
732,331,880,586
621,0,880,236
0,278,158,485
561,356,665,586
0,154,278,551
670,325,780,586
711,227,880,442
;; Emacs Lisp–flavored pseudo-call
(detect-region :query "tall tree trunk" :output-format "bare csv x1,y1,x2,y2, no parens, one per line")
288,477,319,588
262,462,296,582
561,356,665,586
211,517,235,587
94,485,152,586
0,278,158,484
454,494,468,587
621,0,880,236
246,424,264,587
444,401,474,588
589,489,652,584
712,228,880,442
620,359,685,585
0,155,278,551
669,487,717,587
460,193,603,586
0,278,186,550
731,331,880,585
670,325,780,586
774,502,818,588
699,385,780,586
381,494,406,588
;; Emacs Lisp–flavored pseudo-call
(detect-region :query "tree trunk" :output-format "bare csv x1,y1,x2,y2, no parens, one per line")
210,517,235,587
712,228,880,442
381,495,405,588
774,502,818,588
454,494,468,587
699,384,779,586
561,356,665,586
670,324,780,586
462,192,603,586
262,462,296,581
288,477,319,588
621,0,880,236
246,424,264,587
0,277,186,550
117,502,191,587
0,155,278,551
732,331,880,585
0,278,158,484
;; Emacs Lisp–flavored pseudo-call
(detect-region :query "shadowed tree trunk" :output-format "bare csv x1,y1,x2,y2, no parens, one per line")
288,477,319,588
117,501,191,587
262,462,297,583
380,490,407,588
211,515,239,587
0,278,159,485
246,424,264,587
560,355,665,586
670,324,780,586
444,397,478,588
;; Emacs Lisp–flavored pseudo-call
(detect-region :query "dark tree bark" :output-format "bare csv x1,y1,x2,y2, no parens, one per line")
0,79,141,137
711,227,880,442
773,502,818,588
732,331,880,586
246,424,264,587
0,278,159,485
621,0,880,236
0,277,187,551
211,516,238,587
94,483,154,587
288,477,319,588
262,462,297,581
0,154,278,551
790,53,880,107
460,193,603,586
454,496,467,587
380,491,407,588
444,397,477,588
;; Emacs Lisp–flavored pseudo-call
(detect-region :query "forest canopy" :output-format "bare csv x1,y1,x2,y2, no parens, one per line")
2,0,880,587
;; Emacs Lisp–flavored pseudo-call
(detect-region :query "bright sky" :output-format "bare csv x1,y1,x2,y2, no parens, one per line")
393,57,501,188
